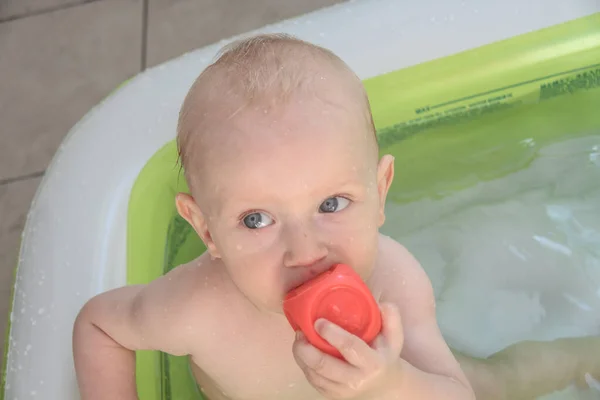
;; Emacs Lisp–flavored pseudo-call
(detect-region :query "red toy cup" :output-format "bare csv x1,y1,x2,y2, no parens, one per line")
283,263,382,359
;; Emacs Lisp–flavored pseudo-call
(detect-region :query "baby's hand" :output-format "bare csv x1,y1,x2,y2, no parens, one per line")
292,303,403,400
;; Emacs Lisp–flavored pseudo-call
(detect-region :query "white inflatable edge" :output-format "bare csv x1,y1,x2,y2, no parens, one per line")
5,0,598,398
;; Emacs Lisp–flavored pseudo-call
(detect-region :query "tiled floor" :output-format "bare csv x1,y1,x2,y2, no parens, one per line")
0,0,343,360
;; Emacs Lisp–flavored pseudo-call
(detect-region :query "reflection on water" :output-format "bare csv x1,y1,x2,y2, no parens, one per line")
381,134,600,399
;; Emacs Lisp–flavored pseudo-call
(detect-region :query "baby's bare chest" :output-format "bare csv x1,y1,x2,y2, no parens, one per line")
188,320,325,400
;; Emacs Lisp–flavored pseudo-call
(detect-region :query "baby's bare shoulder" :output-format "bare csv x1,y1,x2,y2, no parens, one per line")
376,233,424,278
134,254,238,353
375,234,436,322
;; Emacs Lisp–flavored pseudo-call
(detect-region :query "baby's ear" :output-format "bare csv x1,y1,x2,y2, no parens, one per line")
175,193,221,259
376,155,395,227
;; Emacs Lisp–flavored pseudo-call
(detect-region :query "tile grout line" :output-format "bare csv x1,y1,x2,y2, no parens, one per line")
0,171,45,187
0,0,104,24
140,0,149,71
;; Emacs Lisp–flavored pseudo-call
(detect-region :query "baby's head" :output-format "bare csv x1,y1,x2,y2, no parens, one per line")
176,34,395,312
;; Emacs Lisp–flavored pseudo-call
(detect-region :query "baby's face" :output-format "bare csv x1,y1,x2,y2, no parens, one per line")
180,93,393,313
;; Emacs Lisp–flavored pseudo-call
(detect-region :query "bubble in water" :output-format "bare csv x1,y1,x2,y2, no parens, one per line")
585,373,600,391
25,344,31,351
37,308,44,315
532,235,572,256
508,244,528,261
520,138,535,147
546,204,572,222
562,293,593,311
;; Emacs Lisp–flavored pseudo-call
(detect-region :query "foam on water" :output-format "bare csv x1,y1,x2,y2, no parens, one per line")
381,134,600,398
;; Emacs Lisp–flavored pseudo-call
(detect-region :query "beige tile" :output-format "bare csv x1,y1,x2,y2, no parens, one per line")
0,0,85,21
0,0,143,181
146,0,345,67
0,177,42,358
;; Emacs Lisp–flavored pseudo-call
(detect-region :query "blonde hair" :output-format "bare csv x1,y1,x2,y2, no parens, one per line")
176,33,375,188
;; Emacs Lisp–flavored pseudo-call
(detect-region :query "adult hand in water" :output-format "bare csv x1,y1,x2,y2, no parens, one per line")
292,302,403,400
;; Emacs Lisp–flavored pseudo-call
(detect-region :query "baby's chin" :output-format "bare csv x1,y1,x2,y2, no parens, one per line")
244,292,288,315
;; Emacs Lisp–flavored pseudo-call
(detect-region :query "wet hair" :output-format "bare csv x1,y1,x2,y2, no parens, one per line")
176,33,376,190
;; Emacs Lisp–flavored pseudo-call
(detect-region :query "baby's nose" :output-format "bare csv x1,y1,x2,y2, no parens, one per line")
282,224,328,268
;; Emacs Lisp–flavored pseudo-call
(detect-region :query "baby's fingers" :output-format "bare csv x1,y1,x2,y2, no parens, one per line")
316,319,380,370
293,332,362,385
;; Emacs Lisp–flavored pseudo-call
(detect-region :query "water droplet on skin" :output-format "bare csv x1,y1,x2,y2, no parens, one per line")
236,244,243,251
402,280,406,285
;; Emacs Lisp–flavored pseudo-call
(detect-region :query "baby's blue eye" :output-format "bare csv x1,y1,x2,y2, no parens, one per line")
319,196,350,213
242,212,273,229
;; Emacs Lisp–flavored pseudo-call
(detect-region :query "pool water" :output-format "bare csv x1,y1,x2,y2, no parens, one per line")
383,133,600,400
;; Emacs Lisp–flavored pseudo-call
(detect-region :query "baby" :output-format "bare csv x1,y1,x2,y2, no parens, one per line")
73,34,599,400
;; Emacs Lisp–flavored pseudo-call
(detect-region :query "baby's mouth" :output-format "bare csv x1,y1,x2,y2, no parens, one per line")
284,263,334,293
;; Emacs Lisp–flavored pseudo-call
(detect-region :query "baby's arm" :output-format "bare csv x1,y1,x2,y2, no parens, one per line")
378,235,475,399
73,262,202,399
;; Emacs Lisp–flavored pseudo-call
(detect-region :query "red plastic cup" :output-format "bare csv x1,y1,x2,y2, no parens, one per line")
283,263,382,358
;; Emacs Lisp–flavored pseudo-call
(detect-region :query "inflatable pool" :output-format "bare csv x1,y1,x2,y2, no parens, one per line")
2,0,599,398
